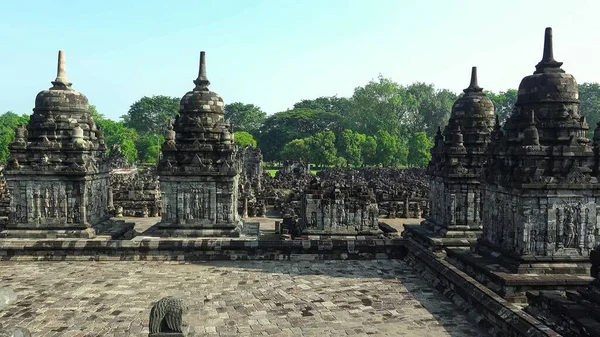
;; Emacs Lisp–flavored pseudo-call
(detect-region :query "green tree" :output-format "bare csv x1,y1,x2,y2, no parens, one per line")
407,83,457,137
407,132,433,167
96,119,139,162
143,144,161,164
0,112,29,162
306,130,337,167
578,83,600,138
375,130,407,167
122,95,179,135
349,75,419,137
485,89,517,126
337,129,366,167
361,135,378,166
293,95,352,120
256,108,342,161
136,133,164,164
280,138,310,161
234,131,257,147
89,105,105,123
224,102,267,134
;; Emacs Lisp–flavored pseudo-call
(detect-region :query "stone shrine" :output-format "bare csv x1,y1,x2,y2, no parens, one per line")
403,67,495,251
300,182,381,236
155,51,241,237
475,27,600,273
0,51,131,239
443,28,596,303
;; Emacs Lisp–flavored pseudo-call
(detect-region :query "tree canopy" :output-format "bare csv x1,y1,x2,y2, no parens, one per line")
122,95,179,135
0,112,29,162
224,102,266,134
256,108,342,161
234,131,258,147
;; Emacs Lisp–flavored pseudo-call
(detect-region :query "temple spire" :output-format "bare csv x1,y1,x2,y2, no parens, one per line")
193,51,211,90
464,67,482,93
51,50,72,89
535,27,563,74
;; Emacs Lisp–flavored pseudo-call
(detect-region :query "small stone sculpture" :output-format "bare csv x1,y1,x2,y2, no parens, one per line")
148,296,187,337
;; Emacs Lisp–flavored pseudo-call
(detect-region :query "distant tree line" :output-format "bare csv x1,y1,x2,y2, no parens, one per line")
1,80,600,167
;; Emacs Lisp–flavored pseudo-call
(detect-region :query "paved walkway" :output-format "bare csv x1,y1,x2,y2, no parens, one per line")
0,260,488,337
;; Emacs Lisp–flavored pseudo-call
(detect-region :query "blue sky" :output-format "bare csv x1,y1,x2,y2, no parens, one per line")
1,0,599,120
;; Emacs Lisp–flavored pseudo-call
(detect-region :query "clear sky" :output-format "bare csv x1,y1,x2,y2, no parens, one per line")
1,0,599,120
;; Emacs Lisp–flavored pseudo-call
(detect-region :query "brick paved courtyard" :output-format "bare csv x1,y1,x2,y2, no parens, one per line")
0,259,488,337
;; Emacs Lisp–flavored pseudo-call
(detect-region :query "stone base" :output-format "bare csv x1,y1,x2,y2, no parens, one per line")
149,222,241,238
475,240,591,274
0,220,134,239
446,247,593,303
402,240,557,336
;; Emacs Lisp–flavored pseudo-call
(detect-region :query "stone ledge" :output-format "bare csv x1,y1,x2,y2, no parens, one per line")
446,247,593,302
0,238,406,261
404,240,560,337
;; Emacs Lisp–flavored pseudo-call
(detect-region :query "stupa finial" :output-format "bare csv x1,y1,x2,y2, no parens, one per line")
193,51,210,90
535,27,563,74
51,50,72,89
464,67,482,93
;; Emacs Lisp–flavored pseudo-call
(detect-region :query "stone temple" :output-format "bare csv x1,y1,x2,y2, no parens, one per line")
155,51,241,237
0,51,131,239
404,67,495,251
475,27,599,273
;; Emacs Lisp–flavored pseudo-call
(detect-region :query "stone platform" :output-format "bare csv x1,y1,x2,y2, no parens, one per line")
0,259,491,337
525,288,600,337
446,247,593,303
403,240,560,337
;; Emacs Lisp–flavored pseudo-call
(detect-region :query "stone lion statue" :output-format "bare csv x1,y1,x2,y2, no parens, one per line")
149,296,187,335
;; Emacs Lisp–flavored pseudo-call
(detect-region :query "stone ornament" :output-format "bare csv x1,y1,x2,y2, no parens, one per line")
148,296,187,337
